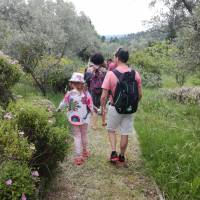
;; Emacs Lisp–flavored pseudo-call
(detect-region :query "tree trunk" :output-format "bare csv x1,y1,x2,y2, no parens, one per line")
29,70,46,96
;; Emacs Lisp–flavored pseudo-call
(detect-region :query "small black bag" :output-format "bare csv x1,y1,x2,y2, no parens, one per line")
112,69,139,114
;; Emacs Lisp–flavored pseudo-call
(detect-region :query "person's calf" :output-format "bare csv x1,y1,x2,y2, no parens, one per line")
108,131,117,152
120,135,128,155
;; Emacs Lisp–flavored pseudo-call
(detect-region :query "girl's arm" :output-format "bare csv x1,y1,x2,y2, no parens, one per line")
57,92,70,111
57,100,66,111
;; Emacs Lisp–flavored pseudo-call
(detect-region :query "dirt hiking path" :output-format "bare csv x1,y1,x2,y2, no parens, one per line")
46,123,162,200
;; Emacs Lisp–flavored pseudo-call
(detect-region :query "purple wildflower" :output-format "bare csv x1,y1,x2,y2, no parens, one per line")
31,170,39,177
21,193,27,200
5,179,12,186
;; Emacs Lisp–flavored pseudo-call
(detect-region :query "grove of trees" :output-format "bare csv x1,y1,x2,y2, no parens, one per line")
0,0,101,95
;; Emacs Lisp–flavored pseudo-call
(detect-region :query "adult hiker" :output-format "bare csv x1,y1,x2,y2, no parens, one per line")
101,48,142,165
84,63,93,93
89,53,107,129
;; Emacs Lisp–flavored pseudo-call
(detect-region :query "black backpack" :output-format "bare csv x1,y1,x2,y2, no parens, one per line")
112,69,139,114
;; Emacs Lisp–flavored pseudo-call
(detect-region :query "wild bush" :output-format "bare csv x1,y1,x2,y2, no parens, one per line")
0,121,34,162
163,87,200,104
142,71,162,88
0,98,69,199
0,121,38,200
136,67,162,88
129,41,177,75
0,55,21,107
8,100,69,176
0,161,37,200
33,56,82,93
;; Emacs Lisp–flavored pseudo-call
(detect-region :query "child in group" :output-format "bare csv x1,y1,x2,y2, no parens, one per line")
57,72,93,165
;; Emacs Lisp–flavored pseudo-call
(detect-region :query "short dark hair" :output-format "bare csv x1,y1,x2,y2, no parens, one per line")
90,53,104,65
107,58,112,62
115,48,129,63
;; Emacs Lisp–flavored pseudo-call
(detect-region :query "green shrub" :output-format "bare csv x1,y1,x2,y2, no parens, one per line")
139,69,162,88
0,121,38,200
0,97,69,199
143,72,162,88
35,56,81,92
0,55,21,107
0,57,21,89
0,121,33,161
129,41,176,75
8,100,69,176
0,161,37,200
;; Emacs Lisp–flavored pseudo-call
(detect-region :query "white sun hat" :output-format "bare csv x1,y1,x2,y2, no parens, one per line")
69,72,85,83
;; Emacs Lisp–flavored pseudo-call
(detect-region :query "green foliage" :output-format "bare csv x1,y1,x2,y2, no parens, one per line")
0,55,21,107
0,121,33,161
8,100,69,176
162,74,178,88
0,0,100,60
12,73,42,98
35,56,81,92
0,161,36,200
0,74,69,200
0,57,21,88
139,69,162,88
190,74,200,86
129,41,180,88
135,89,200,200
0,115,37,200
0,0,100,95
150,1,200,78
130,41,176,74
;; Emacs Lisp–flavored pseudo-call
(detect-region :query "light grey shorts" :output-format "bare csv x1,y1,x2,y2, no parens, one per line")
107,105,133,135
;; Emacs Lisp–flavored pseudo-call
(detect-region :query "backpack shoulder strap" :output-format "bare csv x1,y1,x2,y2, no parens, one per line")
112,69,123,82
113,69,136,81
130,69,136,81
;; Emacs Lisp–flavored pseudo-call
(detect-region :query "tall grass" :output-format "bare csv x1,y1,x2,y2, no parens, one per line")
162,74,199,88
135,89,200,200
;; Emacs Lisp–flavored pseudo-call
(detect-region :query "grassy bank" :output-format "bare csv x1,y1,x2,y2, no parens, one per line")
135,89,200,200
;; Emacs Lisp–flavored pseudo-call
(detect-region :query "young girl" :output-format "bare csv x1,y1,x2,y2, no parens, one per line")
57,72,93,165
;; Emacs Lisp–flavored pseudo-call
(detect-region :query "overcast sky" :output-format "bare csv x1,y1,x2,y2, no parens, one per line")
68,0,162,35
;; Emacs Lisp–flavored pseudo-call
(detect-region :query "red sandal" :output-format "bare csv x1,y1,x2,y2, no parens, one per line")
102,123,107,126
82,150,90,158
74,156,84,165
